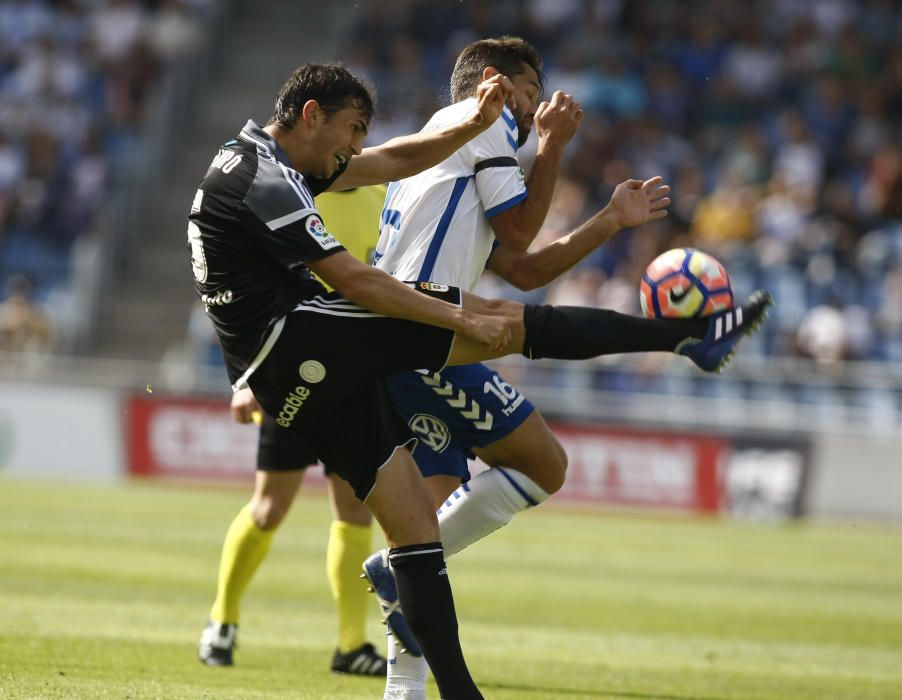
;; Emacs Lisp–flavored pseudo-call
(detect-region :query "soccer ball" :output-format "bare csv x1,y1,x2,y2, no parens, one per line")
639,248,734,319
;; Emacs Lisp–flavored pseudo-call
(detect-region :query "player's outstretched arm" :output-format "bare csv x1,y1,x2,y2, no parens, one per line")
489,90,584,252
486,176,671,290
328,75,514,191
308,251,514,351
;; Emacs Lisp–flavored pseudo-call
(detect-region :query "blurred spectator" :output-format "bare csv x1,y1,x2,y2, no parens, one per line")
0,0,212,317
88,0,146,66
690,176,758,255
796,302,847,364
0,273,53,362
860,145,902,221
796,299,872,365
720,124,770,186
4,33,87,101
10,129,73,248
756,174,809,249
546,267,605,307
595,267,638,315
721,19,782,104
772,111,825,203
645,64,691,132
586,54,647,119
146,0,202,65
876,261,902,335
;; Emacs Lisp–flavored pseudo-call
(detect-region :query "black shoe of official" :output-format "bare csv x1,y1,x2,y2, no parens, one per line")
198,621,237,667
330,642,388,676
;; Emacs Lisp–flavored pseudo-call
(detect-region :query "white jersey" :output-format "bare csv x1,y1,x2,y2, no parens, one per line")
373,98,526,291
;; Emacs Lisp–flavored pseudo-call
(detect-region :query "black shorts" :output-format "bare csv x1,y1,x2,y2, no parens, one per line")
247,284,460,500
257,411,326,472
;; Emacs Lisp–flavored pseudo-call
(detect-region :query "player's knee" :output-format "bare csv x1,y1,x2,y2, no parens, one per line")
334,501,372,527
488,298,523,318
549,444,568,493
538,452,567,494
382,511,440,548
250,496,290,530
470,295,521,317
530,441,568,494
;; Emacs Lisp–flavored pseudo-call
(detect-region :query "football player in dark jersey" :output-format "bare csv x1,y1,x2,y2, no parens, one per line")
198,187,392,676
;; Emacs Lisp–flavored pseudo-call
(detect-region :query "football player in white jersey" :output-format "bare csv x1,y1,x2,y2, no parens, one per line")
364,37,764,700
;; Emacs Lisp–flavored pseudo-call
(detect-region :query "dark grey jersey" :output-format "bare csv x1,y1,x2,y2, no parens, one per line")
187,120,347,384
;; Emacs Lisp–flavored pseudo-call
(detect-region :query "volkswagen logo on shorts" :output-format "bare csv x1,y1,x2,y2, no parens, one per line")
409,414,450,452
299,360,326,383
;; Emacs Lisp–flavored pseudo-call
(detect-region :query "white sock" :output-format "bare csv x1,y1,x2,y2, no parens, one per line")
384,633,428,700
438,467,549,557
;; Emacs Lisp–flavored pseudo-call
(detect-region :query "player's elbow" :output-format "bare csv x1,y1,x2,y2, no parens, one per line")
497,232,532,255
333,267,380,306
331,275,365,304
491,212,539,254
504,260,543,291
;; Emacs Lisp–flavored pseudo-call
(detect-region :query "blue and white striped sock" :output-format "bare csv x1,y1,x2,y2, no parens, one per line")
437,467,549,558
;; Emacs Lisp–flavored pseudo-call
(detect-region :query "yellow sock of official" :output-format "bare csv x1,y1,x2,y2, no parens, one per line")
327,520,373,653
210,504,274,624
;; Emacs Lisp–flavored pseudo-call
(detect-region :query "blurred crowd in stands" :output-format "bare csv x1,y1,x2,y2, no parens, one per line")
344,0,902,369
0,0,209,359
3,0,901,388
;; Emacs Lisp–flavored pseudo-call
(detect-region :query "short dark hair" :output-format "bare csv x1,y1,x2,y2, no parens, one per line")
268,64,376,130
450,36,544,103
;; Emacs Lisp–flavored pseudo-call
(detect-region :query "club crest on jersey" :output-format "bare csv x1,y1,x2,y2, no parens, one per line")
298,360,326,383
305,215,339,250
419,282,449,293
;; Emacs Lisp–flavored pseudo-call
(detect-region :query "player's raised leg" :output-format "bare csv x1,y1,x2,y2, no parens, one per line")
447,289,774,373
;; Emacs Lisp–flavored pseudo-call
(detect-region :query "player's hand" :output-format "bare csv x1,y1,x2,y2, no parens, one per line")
474,74,515,128
463,312,514,353
608,176,671,229
230,386,262,424
534,91,584,148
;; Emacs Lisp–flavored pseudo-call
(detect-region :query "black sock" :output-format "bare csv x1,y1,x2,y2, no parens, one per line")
389,543,483,700
522,305,709,360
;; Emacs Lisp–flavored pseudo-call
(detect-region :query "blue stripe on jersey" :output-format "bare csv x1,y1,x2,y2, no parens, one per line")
382,208,401,228
506,133,518,151
380,180,401,230
496,467,539,507
501,109,516,130
485,190,527,218
418,176,471,280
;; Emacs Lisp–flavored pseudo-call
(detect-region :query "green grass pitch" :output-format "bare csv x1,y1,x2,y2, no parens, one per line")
1,477,900,699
